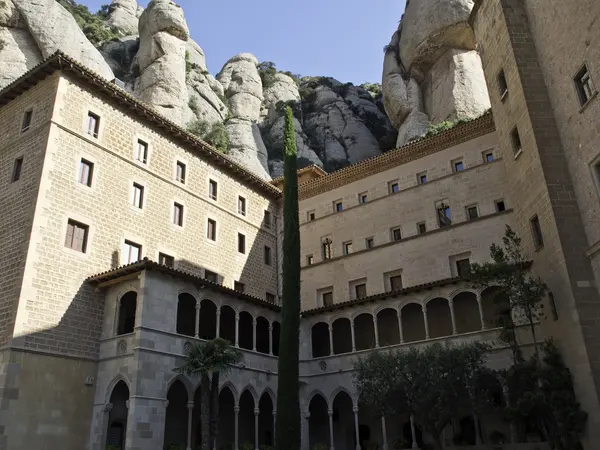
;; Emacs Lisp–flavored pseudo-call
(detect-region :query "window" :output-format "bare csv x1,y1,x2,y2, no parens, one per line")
453,160,465,173
365,237,374,249
238,196,246,216
355,283,367,299
12,157,23,182
117,292,137,335
530,215,544,249
417,222,427,234
548,292,558,321
466,205,479,220
234,281,245,293
159,252,174,267
391,227,402,242
574,64,596,106
322,291,333,307
495,200,506,212
266,293,276,303
389,181,399,194
134,139,148,164
306,255,314,265
21,109,33,132
264,246,272,265
498,70,508,99
359,192,368,204
264,210,272,229
131,183,144,209
343,241,353,255
78,159,94,187
176,161,186,183
307,210,316,221
204,270,218,283
510,127,522,154
124,240,142,264
64,219,89,253
322,238,332,260
86,112,100,138
390,275,403,291
238,233,246,254
436,201,452,228
173,202,184,226
334,201,343,212
456,258,471,278
207,218,217,241
209,179,218,200
417,172,428,185
483,151,494,163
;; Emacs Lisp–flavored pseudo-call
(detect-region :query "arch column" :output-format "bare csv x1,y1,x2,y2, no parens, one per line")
328,325,334,356
474,413,482,444
216,307,221,338
397,310,404,343
195,303,200,338
350,320,357,352
302,412,311,450
410,414,418,449
186,401,194,450
253,319,257,352
254,407,260,450
449,299,458,335
422,305,430,340
273,409,277,446
353,406,361,450
373,316,380,348
477,292,486,330
381,416,388,450
328,409,335,450
269,324,273,355
100,402,113,450
234,405,240,449
235,313,240,347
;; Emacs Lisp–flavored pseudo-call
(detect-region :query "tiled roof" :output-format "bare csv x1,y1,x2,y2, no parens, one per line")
270,164,328,184
87,258,281,312
0,51,282,199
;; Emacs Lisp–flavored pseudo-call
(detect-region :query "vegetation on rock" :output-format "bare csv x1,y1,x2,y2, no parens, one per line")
187,120,230,154
275,106,301,450
360,82,382,98
56,0,122,45
258,61,302,88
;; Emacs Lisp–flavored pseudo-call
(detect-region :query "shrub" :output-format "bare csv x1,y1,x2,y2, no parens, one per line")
56,0,121,45
360,82,382,98
187,120,229,154
258,61,277,89
188,96,200,116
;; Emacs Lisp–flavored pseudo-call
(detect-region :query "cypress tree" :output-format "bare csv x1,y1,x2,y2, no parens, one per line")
275,106,301,450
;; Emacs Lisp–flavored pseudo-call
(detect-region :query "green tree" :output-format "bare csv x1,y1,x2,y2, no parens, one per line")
275,106,301,450
175,338,242,450
354,342,488,450
186,120,230,154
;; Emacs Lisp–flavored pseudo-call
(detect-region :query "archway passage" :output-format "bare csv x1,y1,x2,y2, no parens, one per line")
332,318,352,354
332,391,355,450
256,316,270,354
427,297,453,338
198,299,217,340
354,313,375,350
309,394,330,449
164,380,188,449
177,293,196,336
117,291,137,335
191,386,203,449
239,311,253,350
454,292,482,333
311,322,330,357
239,390,256,449
220,305,236,344
258,393,274,447
481,287,512,329
401,303,426,343
106,380,129,449
272,321,280,356
217,386,236,450
377,308,400,346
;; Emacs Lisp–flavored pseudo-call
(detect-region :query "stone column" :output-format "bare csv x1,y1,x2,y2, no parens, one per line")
216,307,221,338
477,293,486,330
269,324,273,355
410,414,418,449
235,313,240,347
328,409,335,450
125,396,167,450
373,315,380,348
473,413,482,445
273,410,277,446
422,305,430,340
302,412,311,450
253,318,257,352
254,408,260,450
397,310,404,344
350,320,357,352
195,302,200,338
353,406,361,450
234,405,240,449
328,325,334,356
381,416,388,450
186,401,194,450
449,299,458,335
98,402,113,450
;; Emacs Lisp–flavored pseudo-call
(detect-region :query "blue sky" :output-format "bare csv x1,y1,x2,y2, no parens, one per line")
80,0,405,84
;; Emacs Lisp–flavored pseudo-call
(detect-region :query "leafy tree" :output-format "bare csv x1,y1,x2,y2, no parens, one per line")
258,61,278,89
187,120,230,154
359,82,382,98
354,342,489,450
175,338,242,450
56,0,122,45
275,106,301,450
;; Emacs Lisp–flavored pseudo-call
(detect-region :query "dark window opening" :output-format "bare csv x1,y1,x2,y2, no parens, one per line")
117,292,137,335
78,159,94,187
135,140,148,164
498,70,508,99
511,127,522,154
264,210,272,229
132,183,144,208
266,293,276,303
467,206,479,220
158,252,174,267
65,219,89,253
574,64,596,106
87,112,100,138
355,283,367,299
173,203,184,226
176,161,186,183
238,233,246,254
209,179,218,200
322,238,332,260
207,219,216,241
322,292,333,307
21,109,33,132
531,215,544,249
234,281,245,292
264,246,272,265
392,227,402,242
12,157,23,182
418,222,427,234
437,202,452,228
238,196,246,216
495,200,506,212
390,275,403,291
456,258,471,278
366,237,374,249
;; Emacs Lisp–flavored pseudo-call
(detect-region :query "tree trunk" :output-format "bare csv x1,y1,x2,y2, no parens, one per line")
275,107,302,450
209,372,220,450
201,373,211,450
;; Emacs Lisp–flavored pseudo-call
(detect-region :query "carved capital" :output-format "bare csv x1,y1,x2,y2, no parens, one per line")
187,401,194,409
125,400,130,409
234,406,240,414
104,402,113,413
353,406,359,414
328,409,334,417
254,408,260,416
164,399,169,408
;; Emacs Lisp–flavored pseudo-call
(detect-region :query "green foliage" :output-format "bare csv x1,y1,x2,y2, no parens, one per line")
311,444,328,450
187,120,230,154
106,446,121,450
275,107,301,450
188,96,200,116
186,51,192,77
258,61,302,89
354,342,489,450
240,443,254,450
165,445,185,450
360,82,382,98
56,0,122,45
0,38,5,52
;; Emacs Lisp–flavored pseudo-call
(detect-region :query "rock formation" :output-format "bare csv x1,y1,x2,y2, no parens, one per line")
382,0,490,146
107,0,143,35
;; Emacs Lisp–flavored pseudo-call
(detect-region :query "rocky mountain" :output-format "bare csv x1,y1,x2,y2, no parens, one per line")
0,0,489,180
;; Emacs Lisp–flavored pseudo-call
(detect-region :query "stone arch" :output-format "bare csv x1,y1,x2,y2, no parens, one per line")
260,387,276,406
426,297,453,338
330,386,357,408
105,374,132,403
308,392,330,449
258,390,275,447
377,307,400,346
453,291,482,333
164,379,189,449
256,316,270,354
116,291,137,335
311,321,330,357
165,374,194,400
306,389,330,410
401,302,426,342
332,317,352,354
217,383,237,450
239,310,254,350
354,313,376,351
198,298,217,340
106,379,130,450
219,381,240,405
331,389,355,450
177,292,197,336
220,304,236,344
240,385,259,405
239,388,257,448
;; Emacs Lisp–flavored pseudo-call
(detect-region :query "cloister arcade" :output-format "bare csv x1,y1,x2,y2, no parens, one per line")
310,287,508,358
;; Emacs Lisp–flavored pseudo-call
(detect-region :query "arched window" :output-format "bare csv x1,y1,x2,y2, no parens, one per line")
177,294,197,336
117,292,137,335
